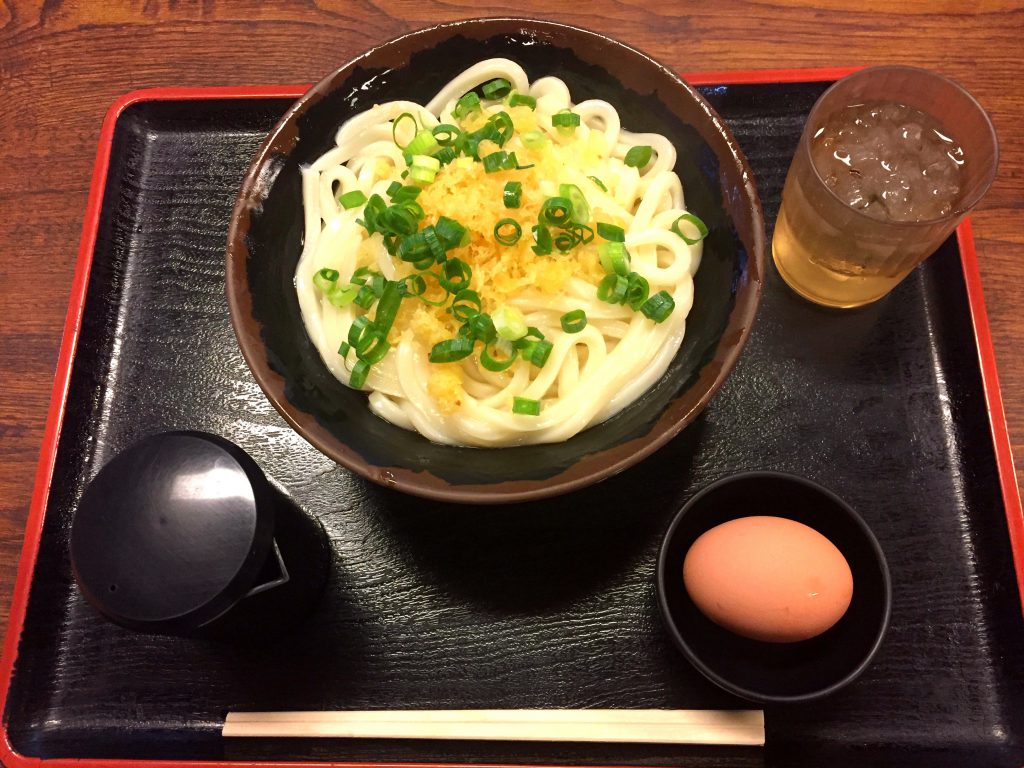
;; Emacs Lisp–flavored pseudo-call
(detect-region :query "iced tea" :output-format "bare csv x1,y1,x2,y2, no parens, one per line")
772,67,997,308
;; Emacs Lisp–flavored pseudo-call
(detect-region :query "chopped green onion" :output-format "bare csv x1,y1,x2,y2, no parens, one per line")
407,130,439,156
671,212,709,245
354,283,376,309
337,190,367,210
552,110,581,133
489,111,515,145
521,130,548,149
624,145,653,168
378,204,420,236
434,147,458,165
558,183,590,225
531,224,553,255
397,235,435,270
355,330,390,365
391,112,418,148
597,273,629,304
313,268,340,292
359,338,391,365
481,341,518,372
400,200,425,220
482,151,510,173
528,339,553,367
435,216,468,250
541,196,573,226
554,230,577,253
513,326,545,353
588,175,608,192
508,92,537,109
494,218,522,246
392,185,422,203
329,285,359,307
412,272,449,306
350,266,374,284
468,312,497,343
598,242,631,276
515,339,547,366
453,91,481,119
349,359,371,389
356,194,387,234
493,305,528,341
388,190,420,209
412,254,436,273
503,180,522,208
431,124,461,146
439,257,472,293
560,309,587,333
571,223,594,245
513,396,541,416
411,154,441,172
338,341,351,357
372,280,402,336
459,137,480,160
347,315,375,349
597,222,625,242
450,289,482,322
421,225,446,263
429,337,475,363
640,290,675,322
397,231,430,264
398,274,427,297
466,121,499,149
626,272,650,310
480,150,521,173
482,78,512,99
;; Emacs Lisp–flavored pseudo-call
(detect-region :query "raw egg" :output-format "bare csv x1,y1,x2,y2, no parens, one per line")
683,516,853,643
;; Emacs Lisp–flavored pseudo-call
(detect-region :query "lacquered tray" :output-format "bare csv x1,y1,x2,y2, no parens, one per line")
2,70,1023,768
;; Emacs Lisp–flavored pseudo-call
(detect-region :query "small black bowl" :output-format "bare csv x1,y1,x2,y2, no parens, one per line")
657,471,891,704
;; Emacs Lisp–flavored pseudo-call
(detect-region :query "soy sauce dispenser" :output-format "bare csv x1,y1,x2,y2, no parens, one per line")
70,431,330,639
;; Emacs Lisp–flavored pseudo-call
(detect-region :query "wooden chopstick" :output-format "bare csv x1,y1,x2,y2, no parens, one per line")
223,709,765,745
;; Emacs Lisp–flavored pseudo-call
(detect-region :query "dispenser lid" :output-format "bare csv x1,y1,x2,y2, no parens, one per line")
70,431,276,633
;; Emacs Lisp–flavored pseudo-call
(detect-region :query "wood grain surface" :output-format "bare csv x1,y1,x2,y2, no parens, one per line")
0,0,1021,638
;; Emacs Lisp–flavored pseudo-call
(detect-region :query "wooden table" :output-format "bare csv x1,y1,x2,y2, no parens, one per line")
1,1,1021,631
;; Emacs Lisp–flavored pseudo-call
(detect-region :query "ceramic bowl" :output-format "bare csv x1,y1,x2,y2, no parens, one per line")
657,471,892,703
226,18,765,503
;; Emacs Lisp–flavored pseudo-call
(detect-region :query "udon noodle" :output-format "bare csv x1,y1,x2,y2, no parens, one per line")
296,59,704,447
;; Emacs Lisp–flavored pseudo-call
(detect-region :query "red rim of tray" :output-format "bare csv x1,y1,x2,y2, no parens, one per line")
0,66,1020,768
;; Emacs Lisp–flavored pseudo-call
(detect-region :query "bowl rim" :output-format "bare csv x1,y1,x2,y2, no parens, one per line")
656,470,893,704
225,16,766,503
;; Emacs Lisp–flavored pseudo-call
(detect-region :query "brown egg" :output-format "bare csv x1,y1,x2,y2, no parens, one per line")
683,516,854,643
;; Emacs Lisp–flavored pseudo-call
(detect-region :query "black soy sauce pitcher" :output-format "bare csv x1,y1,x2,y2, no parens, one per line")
70,431,331,640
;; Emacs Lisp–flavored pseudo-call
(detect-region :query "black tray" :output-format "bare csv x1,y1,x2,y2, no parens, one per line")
2,75,1023,768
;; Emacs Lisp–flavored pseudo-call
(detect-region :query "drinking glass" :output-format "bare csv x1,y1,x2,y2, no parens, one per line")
772,66,998,308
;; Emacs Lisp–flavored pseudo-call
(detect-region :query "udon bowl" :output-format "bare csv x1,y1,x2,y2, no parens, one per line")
226,18,765,503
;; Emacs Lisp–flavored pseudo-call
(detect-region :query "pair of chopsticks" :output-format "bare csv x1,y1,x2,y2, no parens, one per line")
223,709,764,745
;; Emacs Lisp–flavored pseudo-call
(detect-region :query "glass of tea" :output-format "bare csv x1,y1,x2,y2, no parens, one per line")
772,66,998,308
